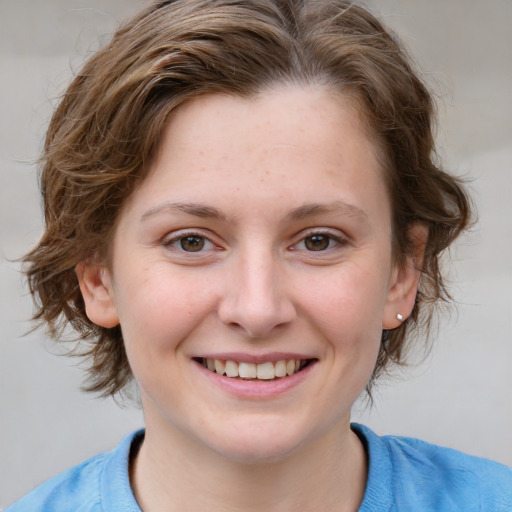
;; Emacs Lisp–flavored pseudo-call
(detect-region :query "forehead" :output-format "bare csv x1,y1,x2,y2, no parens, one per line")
162,86,374,158
121,85,389,225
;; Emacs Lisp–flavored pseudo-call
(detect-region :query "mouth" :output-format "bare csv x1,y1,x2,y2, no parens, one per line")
193,357,316,381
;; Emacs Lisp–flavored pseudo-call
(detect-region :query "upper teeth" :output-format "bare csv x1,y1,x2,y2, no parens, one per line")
202,358,305,380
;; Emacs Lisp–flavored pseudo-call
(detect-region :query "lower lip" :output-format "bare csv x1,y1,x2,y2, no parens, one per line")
194,360,317,399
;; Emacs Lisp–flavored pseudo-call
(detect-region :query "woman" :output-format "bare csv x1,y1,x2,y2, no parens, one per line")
8,0,511,510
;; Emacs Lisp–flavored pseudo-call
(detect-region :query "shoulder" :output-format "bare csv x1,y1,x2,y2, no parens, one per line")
5,431,144,512
383,431,512,507
5,452,107,512
353,423,512,512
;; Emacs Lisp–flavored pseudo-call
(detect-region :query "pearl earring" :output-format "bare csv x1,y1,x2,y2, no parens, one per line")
396,313,403,321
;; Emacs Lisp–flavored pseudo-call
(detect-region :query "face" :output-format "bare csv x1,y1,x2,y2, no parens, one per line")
80,86,419,462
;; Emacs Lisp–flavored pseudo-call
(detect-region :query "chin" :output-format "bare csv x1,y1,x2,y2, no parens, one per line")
213,439,302,464
199,419,315,464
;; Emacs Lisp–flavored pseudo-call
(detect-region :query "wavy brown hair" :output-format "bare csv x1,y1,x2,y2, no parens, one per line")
24,0,472,397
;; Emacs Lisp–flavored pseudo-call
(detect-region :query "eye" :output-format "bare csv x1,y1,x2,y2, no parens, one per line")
178,235,207,252
292,231,347,252
163,232,216,253
304,234,332,251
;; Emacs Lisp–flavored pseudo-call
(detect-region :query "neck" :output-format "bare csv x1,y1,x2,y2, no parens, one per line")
131,417,367,512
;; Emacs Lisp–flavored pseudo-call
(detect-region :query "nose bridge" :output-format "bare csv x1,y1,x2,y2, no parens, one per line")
219,243,295,337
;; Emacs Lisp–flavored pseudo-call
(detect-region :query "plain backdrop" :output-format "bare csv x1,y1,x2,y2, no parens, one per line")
1,0,511,507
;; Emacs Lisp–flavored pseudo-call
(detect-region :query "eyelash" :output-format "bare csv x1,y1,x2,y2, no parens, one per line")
290,230,348,253
161,229,348,254
162,230,218,253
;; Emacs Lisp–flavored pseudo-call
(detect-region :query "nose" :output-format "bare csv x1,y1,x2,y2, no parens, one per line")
217,248,297,338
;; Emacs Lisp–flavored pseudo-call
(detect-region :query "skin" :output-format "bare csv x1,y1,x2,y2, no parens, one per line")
78,85,424,511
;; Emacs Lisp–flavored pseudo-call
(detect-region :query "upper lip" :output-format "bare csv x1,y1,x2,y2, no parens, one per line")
193,352,316,364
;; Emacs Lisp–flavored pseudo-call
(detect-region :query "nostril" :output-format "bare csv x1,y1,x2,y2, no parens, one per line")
217,280,297,338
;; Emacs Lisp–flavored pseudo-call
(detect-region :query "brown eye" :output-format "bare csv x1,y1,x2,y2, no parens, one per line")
304,235,330,251
180,236,205,252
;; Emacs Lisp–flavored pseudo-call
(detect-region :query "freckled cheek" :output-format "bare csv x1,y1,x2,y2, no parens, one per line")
300,271,386,348
118,272,220,352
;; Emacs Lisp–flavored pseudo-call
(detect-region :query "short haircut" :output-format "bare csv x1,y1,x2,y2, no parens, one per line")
24,0,472,396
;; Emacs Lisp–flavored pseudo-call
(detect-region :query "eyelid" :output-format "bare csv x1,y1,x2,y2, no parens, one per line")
161,229,220,252
289,227,350,251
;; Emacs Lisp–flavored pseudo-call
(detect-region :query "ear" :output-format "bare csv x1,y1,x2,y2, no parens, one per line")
382,224,428,329
76,260,119,328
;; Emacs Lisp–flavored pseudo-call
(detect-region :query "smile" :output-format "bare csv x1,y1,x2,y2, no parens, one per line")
195,358,313,380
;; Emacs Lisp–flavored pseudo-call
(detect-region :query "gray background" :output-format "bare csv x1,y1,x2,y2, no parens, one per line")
1,0,511,507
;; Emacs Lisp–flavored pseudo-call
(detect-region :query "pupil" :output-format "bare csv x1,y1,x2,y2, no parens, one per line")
305,235,329,251
180,236,205,252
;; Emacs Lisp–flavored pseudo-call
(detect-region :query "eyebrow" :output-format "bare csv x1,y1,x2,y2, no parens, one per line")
286,201,368,222
140,200,367,223
140,202,227,222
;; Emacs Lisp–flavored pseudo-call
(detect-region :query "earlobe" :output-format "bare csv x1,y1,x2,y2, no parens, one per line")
382,224,428,329
76,261,120,328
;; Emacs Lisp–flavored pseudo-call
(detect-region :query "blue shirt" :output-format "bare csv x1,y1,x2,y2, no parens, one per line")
7,424,512,511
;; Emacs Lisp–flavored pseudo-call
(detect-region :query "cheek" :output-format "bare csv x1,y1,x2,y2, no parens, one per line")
115,267,221,352
300,261,390,341
296,261,389,394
